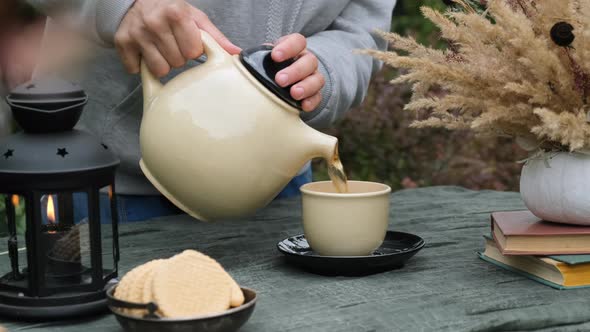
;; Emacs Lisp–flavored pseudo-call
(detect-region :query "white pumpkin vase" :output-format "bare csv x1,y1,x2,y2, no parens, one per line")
520,152,590,225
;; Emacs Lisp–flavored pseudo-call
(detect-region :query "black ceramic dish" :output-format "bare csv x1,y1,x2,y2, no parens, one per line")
106,285,257,332
6,77,88,133
277,231,425,276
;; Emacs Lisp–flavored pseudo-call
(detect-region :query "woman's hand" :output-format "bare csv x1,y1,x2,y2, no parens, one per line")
115,0,241,78
271,34,325,112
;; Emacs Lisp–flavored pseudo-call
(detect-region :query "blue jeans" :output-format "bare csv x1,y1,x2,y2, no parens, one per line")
74,167,312,223
73,192,183,223
274,167,313,199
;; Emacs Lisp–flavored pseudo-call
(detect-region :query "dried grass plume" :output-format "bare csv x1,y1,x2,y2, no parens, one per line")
367,0,590,152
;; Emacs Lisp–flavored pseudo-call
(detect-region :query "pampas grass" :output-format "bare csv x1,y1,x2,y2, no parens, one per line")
367,0,590,152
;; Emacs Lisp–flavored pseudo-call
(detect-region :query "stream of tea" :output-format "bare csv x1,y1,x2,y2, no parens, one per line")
327,146,349,193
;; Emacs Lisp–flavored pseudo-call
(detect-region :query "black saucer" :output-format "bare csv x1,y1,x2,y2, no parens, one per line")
277,231,425,276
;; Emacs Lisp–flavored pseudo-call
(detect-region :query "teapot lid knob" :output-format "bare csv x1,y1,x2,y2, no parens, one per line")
239,45,302,110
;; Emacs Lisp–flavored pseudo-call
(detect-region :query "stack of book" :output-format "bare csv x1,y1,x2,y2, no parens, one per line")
479,210,590,289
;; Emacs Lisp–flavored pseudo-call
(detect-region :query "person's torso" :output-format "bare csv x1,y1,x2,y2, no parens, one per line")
194,0,347,45
67,0,352,194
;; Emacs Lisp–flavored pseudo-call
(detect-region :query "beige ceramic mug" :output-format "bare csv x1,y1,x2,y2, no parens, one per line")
300,181,391,256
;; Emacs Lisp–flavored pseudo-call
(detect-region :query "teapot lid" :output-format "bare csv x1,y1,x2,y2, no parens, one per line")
239,45,301,110
7,76,87,104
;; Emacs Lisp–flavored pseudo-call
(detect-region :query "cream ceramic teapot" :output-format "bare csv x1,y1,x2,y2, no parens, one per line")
139,31,338,221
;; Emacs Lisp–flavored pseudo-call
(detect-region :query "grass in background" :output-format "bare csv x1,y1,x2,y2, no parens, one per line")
0,197,27,237
391,0,446,47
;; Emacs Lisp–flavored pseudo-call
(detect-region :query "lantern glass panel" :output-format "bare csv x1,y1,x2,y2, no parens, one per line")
99,185,116,276
0,235,9,281
0,194,27,284
0,228,7,279
41,192,92,287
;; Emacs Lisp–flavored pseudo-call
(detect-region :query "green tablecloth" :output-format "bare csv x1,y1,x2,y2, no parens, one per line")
3,186,590,332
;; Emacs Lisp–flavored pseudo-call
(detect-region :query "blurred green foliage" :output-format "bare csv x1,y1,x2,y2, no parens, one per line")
0,196,27,237
391,0,446,46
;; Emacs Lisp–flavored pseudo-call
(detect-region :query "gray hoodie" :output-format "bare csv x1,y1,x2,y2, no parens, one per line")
28,0,396,195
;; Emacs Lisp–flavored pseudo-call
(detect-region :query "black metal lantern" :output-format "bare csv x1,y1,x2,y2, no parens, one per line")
0,78,120,320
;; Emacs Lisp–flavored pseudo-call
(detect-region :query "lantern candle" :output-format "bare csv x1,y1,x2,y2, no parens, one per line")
43,195,82,279
43,195,60,253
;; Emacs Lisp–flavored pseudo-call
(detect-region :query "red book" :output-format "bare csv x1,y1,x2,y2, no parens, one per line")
491,210,590,255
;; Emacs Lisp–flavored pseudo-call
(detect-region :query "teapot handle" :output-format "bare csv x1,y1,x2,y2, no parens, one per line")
141,30,231,107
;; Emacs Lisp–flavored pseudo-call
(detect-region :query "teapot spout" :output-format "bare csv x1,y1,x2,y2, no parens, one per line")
304,125,339,162
141,60,163,109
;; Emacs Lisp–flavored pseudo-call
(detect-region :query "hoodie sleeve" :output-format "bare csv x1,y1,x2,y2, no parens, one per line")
303,0,396,129
26,0,135,45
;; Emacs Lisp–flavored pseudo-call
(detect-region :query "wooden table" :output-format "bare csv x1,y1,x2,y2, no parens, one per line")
4,186,590,331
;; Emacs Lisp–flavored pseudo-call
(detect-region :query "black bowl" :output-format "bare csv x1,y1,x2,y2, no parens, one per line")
7,98,87,133
278,231,425,276
107,285,257,332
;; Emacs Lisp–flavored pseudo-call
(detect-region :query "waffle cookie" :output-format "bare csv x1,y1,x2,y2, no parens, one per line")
114,250,244,318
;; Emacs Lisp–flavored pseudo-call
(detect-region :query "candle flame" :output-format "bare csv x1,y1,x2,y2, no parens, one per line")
47,195,56,224
11,195,19,207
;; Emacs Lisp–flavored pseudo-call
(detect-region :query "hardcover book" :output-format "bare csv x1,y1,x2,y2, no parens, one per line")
491,210,590,255
479,235,590,289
